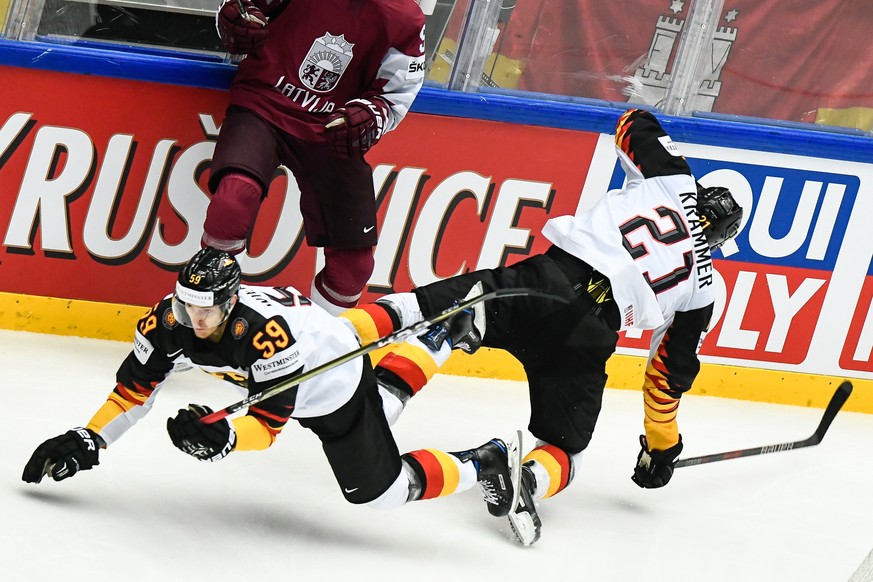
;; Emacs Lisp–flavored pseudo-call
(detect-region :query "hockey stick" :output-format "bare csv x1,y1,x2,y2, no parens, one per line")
200,287,568,424
674,380,853,468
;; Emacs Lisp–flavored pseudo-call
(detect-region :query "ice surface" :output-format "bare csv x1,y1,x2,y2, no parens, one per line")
3,330,872,582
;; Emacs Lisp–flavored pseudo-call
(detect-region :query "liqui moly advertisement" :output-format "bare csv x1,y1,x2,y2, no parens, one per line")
581,136,872,379
0,65,870,380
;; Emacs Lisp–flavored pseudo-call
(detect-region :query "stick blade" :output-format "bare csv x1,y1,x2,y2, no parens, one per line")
835,379,854,400
812,380,853,442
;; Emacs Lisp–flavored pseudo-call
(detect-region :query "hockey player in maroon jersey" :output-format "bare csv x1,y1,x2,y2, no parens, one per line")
342,108,743,545
22,248,524,540
203,0,427,315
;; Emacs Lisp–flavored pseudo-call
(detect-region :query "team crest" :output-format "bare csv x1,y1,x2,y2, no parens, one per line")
299,33,354,93
231,317,249,339
162,308,177,329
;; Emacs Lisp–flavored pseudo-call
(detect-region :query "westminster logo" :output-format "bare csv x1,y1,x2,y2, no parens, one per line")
299,33,355,93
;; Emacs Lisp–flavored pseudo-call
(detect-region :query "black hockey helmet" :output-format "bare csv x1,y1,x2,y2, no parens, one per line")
172,247,241,328
696,184,743,250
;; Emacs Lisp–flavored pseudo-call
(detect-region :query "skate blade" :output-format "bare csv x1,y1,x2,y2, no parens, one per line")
508,511,540,547
507,429,522,514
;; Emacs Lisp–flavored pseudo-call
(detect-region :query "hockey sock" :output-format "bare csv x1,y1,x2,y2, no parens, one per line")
401,449,477,501
522,444,579,499
311,247,375,314
374,336,450,397
340,301,402,345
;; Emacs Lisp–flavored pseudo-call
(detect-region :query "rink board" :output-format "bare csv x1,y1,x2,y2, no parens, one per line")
0,42,870,410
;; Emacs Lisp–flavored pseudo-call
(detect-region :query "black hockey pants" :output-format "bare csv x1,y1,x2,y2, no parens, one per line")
413,246,620,453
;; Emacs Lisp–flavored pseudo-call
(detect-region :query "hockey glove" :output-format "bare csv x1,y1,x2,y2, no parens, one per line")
216,0,268,55
167,404,236,462
323,98,388,158
22,427,101,484
631,435,683,489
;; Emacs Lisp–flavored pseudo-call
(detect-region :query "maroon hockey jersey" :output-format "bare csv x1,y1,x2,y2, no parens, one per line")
230,0,426,142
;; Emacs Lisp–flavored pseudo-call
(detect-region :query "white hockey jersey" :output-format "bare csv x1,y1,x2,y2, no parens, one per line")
542,119,715,332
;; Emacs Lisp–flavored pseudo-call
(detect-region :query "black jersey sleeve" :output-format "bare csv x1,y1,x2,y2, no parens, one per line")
86,299,178,444
649,303,714,397
615,108,692,179
641,302,714,451
114,300,177,404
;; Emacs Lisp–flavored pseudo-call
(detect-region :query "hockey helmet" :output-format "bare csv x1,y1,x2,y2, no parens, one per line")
172,247,242,328
696,184,743,250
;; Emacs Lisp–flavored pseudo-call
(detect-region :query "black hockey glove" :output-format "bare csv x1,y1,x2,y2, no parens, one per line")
631,435,683,489
216,0,268,55
323,99,388,158
167,404,236,462
22,428,101,484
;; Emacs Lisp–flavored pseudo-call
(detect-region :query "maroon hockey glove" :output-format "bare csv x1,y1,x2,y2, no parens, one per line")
167,404,237,462
323,98,389,158
631,435,683,489
216,0,268,55
22,428,101,484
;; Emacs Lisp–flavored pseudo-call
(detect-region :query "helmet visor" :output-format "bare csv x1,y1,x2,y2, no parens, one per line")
172,282,234,329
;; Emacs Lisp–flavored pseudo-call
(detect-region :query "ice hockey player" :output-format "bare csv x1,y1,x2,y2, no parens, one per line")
22,247,523,539
341,108,744,546
203,0,427,314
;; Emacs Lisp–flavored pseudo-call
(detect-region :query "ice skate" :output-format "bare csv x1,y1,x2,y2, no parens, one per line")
457,430,522,517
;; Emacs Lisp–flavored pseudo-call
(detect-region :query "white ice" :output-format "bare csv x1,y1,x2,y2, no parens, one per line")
3,329,872,582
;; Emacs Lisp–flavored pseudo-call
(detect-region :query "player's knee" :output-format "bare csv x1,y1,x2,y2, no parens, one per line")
203,172,264,248
363,467,415,510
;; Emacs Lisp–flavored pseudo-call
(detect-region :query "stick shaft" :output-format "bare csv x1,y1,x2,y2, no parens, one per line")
201,287,567,424
675,381,853,468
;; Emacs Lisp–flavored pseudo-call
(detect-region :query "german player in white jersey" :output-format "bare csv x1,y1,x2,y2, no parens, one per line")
22,248,524,540
342,108,743,545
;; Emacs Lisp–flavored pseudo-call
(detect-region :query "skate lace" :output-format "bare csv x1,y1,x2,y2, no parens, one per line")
478,479,503,506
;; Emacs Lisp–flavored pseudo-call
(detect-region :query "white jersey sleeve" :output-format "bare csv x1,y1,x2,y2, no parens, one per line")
238,287,362,418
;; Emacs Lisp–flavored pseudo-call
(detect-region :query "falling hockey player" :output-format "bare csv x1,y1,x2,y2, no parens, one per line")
22,247,524,539
341,108,744,546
